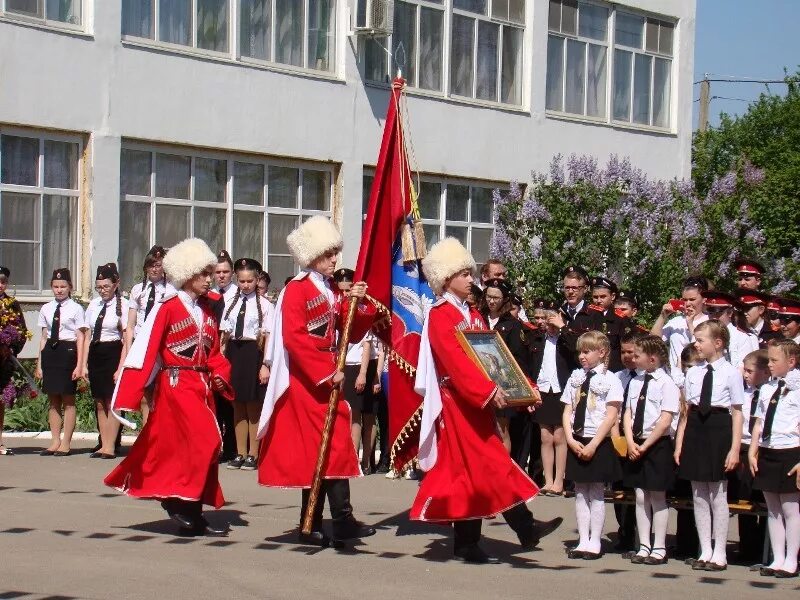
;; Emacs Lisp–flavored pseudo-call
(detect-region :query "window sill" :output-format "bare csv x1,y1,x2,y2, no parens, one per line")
0,13,90,38
364,80,527,115
121,37,345,84
545,110,676,136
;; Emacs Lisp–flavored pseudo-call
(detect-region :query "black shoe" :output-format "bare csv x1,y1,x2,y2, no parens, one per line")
774,569,799,578
193,518,228,537
530,517,563,544
53,450,71,456
703,562,727,572
630,544,651,564
89,451,103,458
759,566,775,576
644,548,668,565
227,455,245,470
454,544,499,564
40,450,55,456
582,551,603,560
691,560,708,570
91,442,102,453
169,513,196,530
241,455,257,471
298,529,331,547
567,548,586,559
332,518,376,540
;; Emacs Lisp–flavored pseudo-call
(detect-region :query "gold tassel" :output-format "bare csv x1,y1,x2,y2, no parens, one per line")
401,221,415,262
413,220,427,259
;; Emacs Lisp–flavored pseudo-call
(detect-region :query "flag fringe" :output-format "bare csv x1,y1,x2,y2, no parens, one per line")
388,403,423,473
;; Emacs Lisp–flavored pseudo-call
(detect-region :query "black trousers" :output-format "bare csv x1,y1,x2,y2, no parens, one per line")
612,480,636,550
376,380,389,468
215,393,236,459
162,498,203,519
509,412,533,471
300,480,354,531
453,503,534,550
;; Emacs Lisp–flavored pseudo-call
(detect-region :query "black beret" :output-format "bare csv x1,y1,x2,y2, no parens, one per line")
616,289,638,307
333,268,355,283
590,276,618,294
51,268,72,284
235,257,262,273
216,249,233,265
146,245,166,260
483,278,513,297
95,264,117,281
561,265,589,281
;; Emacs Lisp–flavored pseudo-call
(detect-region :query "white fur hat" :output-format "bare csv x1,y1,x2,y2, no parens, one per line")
286,215,343,268
422,237,476,295
162,238,217,288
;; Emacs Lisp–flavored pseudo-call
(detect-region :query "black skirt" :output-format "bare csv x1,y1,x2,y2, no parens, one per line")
533,390,564,426
344,360,378,413
623,436,676,491
225,340,265,404
87,340,123,399
678,409,732,482
754,446,800,494
41,341,78,395
567,436,623,483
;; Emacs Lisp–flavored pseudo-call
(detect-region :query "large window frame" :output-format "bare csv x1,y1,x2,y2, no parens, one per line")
0,0,84,31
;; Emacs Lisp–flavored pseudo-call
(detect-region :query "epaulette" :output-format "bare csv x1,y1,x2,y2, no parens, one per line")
206,290,222,302
160,292,178,303
636,324,649,334
614,308,627,319
586,303,604,314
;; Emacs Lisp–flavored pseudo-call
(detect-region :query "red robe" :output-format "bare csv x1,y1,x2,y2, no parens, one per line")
257,274,375,488
410,300,539,522
104,294,233,509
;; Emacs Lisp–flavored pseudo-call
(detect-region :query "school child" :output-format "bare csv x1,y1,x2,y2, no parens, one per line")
748,339,800,578
35,269,87,456
622,335,680,565
675,320,744,571
562,331,625,560
220,258,274,471
702,291,759,370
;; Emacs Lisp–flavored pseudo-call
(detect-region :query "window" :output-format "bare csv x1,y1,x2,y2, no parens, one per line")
1,0,82,27
119,145,334,291
612,13,673,128
122,0,230,53
0,130,81,292
546,0,608,117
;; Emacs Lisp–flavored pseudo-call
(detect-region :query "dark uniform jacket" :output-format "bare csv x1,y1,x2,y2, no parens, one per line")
562,304,636,373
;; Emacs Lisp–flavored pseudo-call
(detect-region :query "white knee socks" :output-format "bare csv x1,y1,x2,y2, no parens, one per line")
709,480,729,566
588,482,605,554
765,492,800,573
574,482,605,553
692,481,713,561
765,492,786,570
635,489,652,555
782,493,800,573
650,491,669,556
574,483,591,551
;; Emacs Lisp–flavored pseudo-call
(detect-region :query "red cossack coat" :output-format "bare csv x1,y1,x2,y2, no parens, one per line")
257,275,376,488
104,294,233,508
410,301,539,521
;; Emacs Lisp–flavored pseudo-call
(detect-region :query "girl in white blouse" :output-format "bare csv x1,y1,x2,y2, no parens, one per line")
35,268,87,456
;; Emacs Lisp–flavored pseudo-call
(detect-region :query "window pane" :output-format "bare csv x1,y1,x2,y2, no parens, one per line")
445,225,467,246
633,53,652,125
547,0,560,31
659,22,674,55
308,0,334,71
155,204,191,248
418,182,440,219
46,0,80,24
450,15,474,97
194,207,226,253
612,48,631,121
422,224,440,249
267,214,297,255
653,57,671,128
419,8,443,91
446,185,469,221
470,188,493,223
394,2,417,87
545,35,564,110
0,193,37,240
471,228,492,263
501,26,523,105
492,0,508,20
1,135,39,186
476,21,499,101
0,242,36,288
302,170,330,211
122,0,153,38
230,210,262,263
565,39,585,114
194,157,226,203
42,195,73,282
508,0,524,24
615,13,643,49
362,173,374,215
364,37,388,83
43,140,79,189
234,162,264,205
578,3,607,41
119,201,151,289
586,43,606,117
268,166,298,208
159,0,191,45
240,0,271,60
197,0,229,52
275,0,304,67
645,19,659,53
561,0,577,35
121,149,151,196
453,0,486,15
267,255,296,289
6,0,42,18
155,153,191,199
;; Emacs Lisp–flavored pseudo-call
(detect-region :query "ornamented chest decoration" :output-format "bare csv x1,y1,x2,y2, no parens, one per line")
166,315,216,359
306,293,336,339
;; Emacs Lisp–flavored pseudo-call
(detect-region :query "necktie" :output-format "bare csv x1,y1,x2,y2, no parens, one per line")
92,302,107,344
568,306,576,319
145,283,156,319
621,370,637,414
572,370,595,436
50,301,62,347
747,389,761,435
234,296,247,339
698,364,714,416
761,380,785,440
632,374,653,438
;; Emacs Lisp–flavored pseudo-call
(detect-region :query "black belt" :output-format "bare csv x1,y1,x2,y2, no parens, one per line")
160,365,209,372
688,406,729,414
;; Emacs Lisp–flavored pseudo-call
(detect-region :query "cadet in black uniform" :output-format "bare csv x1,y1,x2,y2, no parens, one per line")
734,289,782,348
561,265,589,325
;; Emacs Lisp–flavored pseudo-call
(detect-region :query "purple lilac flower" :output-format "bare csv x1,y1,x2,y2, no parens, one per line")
1,382,15,408
743,161,766,186
490,229,512,260
549,154,565,185
566,154,601,186
792,248,800,263
772,280,797,295
745,228,766,246
521,195,551,221
721,218,739,237
675,179,694,197
709,171,738,199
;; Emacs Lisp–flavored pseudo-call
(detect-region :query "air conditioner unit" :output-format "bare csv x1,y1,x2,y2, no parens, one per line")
351,0,394,37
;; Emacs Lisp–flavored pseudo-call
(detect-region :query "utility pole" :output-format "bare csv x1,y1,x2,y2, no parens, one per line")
698,75,711,132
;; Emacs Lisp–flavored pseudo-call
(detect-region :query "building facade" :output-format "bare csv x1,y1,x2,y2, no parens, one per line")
0,0,696,346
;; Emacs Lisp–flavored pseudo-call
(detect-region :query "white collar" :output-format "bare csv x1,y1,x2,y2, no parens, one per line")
705,356,727,371
649,367,667,381
177,290,198,308
587,364,606,376
443,291,470,316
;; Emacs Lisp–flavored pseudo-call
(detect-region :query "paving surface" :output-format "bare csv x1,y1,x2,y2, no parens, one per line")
0,439,798,599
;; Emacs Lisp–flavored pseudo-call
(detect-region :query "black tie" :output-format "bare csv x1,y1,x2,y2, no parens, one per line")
621,370,637,414
572,370,595,436
698,364,714,416
761,380,785,441
747,389,761,435
568,306,576,319
145,283,156,319
632,374,653,438
234,297,247,339
50,301,62,347
92,302,107,344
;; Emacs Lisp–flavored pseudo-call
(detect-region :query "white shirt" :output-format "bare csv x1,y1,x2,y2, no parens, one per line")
307,270,335,305
561,365,624,437
741,386,760,445
753,375,800,450
220,291,275,340
661,313,709,372
616,368,640,397
129,279,176,336
217,284,239,304
624,367,680,438
85,296,129,342
537,334,562,393
726,322,759,369
488,316,499,330
345,332,378,366
684,356,744,409
177,290,204,328
38,298,86,341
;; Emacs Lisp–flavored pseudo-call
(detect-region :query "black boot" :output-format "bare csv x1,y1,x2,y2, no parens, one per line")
299,488,330,547
328,480,376,540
